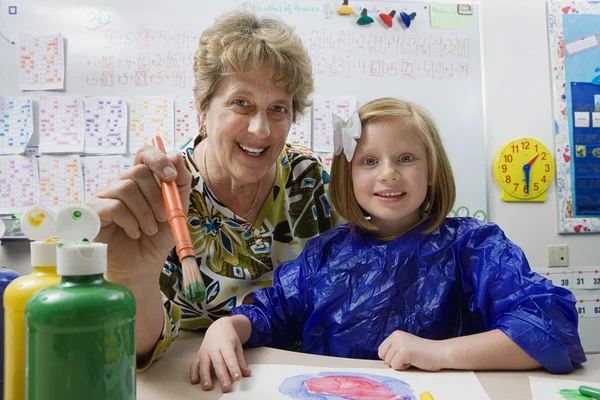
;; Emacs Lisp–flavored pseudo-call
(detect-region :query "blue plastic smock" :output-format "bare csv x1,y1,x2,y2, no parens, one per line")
232,218,586,374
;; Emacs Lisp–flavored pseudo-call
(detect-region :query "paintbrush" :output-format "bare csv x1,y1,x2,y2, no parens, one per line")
152,135,206,303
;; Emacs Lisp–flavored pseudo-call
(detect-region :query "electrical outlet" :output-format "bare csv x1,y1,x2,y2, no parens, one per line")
548,245,569,267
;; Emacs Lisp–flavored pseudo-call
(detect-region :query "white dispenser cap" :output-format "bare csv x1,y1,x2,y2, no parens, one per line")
0,218,5,238
55,204,101,242
20,206,56,240
55,204,105,276
57,243,107,276
21,206,58,267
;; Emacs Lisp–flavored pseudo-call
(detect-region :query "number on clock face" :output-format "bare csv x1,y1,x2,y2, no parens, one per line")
495,138,554,199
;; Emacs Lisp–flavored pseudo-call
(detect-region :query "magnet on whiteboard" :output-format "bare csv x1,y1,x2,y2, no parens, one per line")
337,0,354,16
399,11,416,28
357,9,374,25
458,4,473,15
379,10,396,28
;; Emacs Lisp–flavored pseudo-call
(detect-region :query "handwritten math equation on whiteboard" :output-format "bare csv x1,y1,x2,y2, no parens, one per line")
82,28,471,88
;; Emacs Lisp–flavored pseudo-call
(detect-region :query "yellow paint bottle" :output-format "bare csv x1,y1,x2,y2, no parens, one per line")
3,207,60,400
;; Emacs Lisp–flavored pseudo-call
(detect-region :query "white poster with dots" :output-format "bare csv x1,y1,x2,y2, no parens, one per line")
84,97,128,154
38,155,84,209
313,96,356,153
0,97,34,154
82,155,125,201
288,111,312,149
129,96,174,153
19,33,65,91
0,155,39,213
39,96,85,153
174,97,199,149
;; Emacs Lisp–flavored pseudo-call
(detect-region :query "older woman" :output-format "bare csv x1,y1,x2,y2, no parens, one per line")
88,10,338,372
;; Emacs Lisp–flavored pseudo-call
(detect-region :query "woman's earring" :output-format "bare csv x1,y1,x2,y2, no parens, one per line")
199,124,207,137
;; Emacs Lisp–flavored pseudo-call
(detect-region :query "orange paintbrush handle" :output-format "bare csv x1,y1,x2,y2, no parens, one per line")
151,136,195,260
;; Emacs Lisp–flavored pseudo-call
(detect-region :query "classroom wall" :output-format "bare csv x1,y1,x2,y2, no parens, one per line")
1,0,599,351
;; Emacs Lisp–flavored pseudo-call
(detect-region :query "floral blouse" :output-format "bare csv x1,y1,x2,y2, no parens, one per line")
138,136,340,369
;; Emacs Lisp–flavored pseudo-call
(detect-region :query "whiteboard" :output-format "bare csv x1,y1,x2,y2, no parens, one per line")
0,0,488,219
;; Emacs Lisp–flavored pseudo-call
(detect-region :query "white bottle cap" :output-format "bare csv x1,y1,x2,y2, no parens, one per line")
0,218,5,238
55,204,104,276
21,206,58,267
57,243,107,276
54,204,101,242
20,206,56,241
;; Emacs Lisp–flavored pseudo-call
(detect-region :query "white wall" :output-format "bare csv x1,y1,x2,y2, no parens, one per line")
482,0,599,352
1,0,598,351
483,0,597,268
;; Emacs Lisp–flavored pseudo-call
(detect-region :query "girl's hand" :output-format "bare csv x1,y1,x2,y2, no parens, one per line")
378,330,445,372
190,317,252,392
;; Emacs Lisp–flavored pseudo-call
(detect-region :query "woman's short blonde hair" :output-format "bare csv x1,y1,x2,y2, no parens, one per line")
330,98,456,235
193,10,313,122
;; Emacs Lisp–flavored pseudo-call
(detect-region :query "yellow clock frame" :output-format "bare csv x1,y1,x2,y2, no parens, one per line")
493,137,555,202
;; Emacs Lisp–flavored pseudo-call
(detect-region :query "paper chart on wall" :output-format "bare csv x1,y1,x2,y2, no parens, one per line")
82,156,125,202
84,97,128,154
312,96,356,153
38,155,84,209
219,364,490,400
19,33,65,91
0,156,39,213
316,152,333,172
129,96,175,153
0,97,34,154
529,376,600,399
288,111,312,148
39,96,85,153
174,97,199,150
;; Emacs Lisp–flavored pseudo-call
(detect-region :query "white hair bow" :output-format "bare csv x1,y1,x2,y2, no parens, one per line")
332,112,362,162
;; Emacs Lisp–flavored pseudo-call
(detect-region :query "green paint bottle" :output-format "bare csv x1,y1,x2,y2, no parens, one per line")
25,204,136,400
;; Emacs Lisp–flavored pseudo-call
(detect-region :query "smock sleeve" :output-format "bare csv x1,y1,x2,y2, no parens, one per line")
459,223,586,373
231,240,319,350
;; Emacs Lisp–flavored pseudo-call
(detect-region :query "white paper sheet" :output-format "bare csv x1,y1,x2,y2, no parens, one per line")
219,364,490,400
38,155,84,209
84,97,128,154
529,376,600,400
0,97,34,154
19,33,65,91
82,155,125,201
129,96,174,153
288,111,312,149
0,155,39,213
39,96,85,153
316,152,334,172
313,96,356,152
174,97,199,150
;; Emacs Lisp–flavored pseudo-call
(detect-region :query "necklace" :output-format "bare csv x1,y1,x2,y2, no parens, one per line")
202,144,262,221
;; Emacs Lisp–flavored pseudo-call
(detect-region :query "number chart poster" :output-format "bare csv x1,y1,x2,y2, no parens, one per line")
548,0,600,233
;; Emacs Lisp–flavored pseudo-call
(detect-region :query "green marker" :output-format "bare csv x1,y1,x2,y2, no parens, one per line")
580,386,600,399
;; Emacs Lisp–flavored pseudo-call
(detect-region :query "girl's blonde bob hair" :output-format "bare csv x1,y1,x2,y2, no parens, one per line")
330,98,456,235
193,10,313,122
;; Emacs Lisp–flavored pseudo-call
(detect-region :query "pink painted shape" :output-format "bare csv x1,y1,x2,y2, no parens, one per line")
304,376,398,400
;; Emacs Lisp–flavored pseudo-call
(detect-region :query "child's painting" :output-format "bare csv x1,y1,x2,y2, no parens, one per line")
219,364,490,399
530,376,600,399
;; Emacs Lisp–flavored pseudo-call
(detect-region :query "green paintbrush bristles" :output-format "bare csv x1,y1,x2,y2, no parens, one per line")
183,281,206,303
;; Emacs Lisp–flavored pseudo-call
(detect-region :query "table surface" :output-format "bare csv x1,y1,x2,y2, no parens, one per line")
137,330,600,399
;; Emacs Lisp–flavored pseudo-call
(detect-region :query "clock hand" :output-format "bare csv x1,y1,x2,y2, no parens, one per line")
526,154,540,167
523,164,531,195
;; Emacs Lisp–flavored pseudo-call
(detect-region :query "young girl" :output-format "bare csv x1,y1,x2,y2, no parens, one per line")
190,98,586,392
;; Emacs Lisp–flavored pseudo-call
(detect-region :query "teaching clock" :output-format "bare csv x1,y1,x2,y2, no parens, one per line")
493,138,555,202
